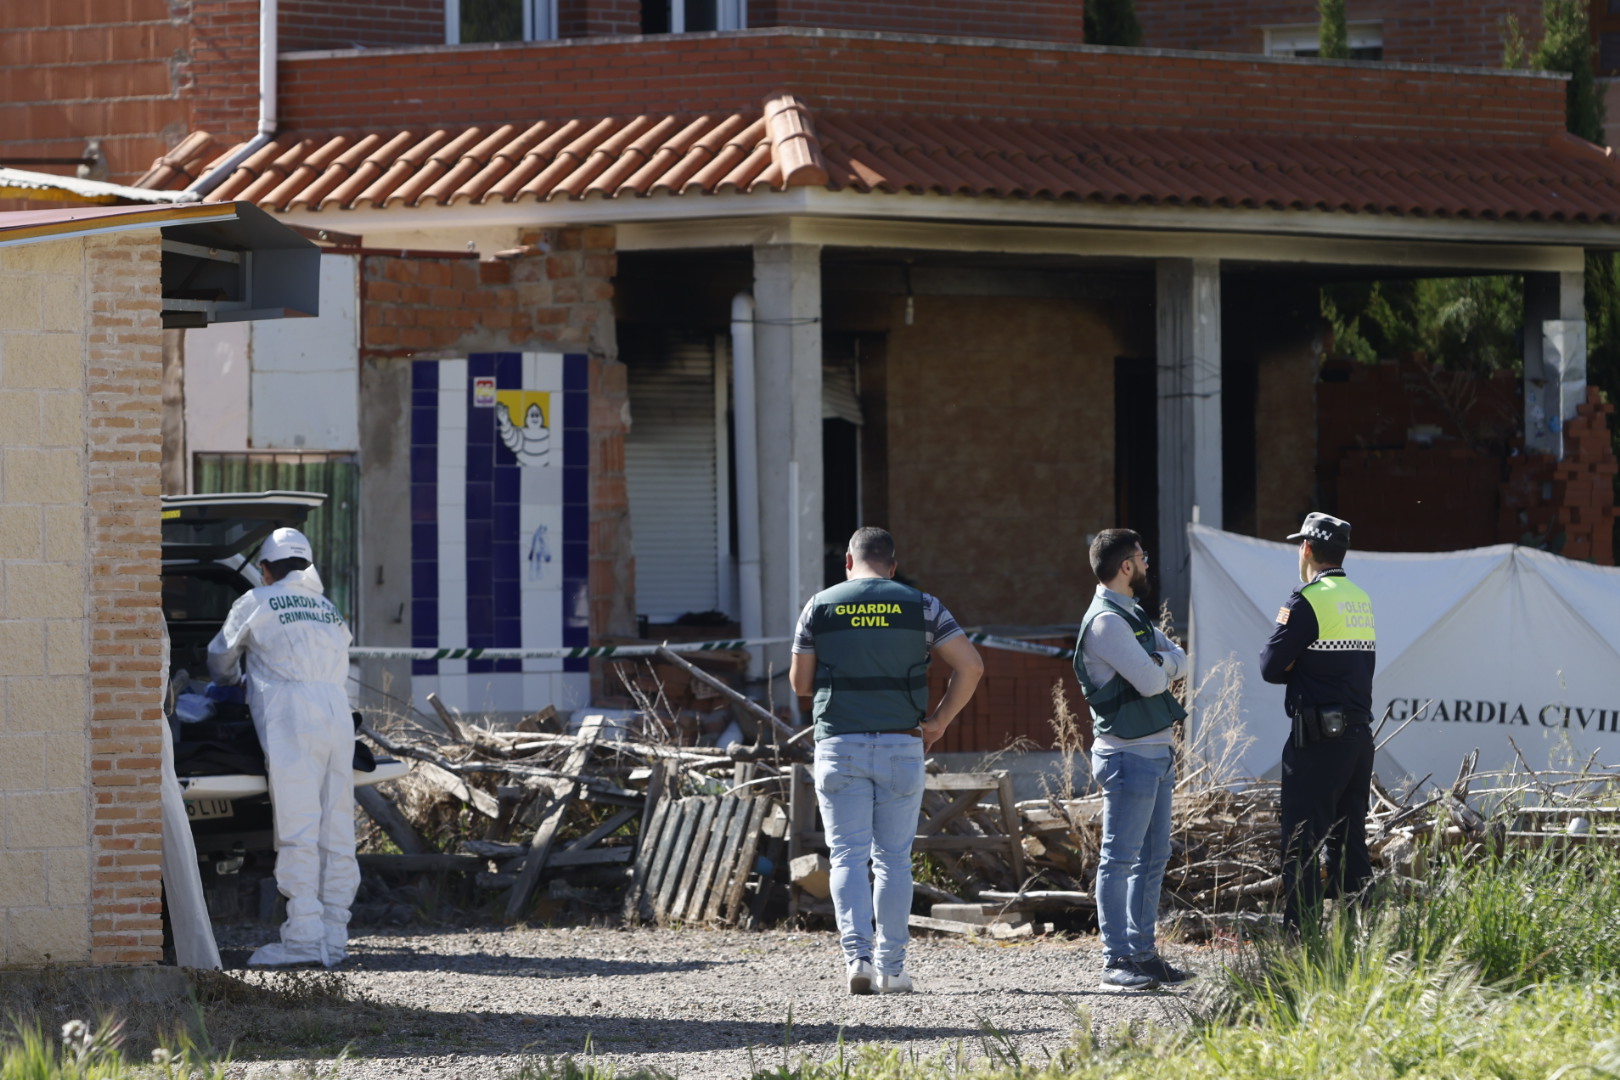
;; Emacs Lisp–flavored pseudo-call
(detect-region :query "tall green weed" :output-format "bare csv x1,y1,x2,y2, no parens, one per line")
1388,841,1620,987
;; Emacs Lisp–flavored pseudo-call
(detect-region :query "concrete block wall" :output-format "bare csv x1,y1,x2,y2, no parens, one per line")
0,231,165,965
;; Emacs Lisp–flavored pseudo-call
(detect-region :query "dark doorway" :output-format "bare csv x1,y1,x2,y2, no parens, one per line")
823,418,860,587
1114,355,1159,595
1222,341,1259,537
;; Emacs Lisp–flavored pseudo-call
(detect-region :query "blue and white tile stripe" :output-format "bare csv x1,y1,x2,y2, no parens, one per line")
408,352,591,716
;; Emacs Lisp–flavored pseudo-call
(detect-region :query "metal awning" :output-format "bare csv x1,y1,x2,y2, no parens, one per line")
0,202,319,328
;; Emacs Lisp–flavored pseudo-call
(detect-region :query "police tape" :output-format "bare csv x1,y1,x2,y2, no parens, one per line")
349,633,1075,662
346,638,790,661
964,632,1076,661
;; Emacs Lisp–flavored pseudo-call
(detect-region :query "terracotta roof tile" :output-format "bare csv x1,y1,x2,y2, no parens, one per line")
134,96,1620,224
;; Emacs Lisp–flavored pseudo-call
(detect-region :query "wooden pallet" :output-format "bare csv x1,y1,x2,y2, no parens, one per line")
623,791,775,926
786,765,1026,917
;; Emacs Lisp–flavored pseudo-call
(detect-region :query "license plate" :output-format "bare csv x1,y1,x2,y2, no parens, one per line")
186,799,235,821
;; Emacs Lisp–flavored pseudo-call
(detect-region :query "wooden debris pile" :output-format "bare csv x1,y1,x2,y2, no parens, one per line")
353,647,805,924
355,659,1620,935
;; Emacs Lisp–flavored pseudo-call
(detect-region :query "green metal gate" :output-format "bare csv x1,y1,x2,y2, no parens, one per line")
192,453,360,625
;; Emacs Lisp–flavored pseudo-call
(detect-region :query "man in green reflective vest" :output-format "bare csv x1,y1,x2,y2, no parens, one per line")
1074,528,1193,991
1260,512,1377,930
790,527,983,996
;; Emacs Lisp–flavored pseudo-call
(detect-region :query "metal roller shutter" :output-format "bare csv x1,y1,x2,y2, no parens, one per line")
625,337,721,622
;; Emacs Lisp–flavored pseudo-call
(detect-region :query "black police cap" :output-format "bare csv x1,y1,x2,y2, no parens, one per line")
1286,512,1352,547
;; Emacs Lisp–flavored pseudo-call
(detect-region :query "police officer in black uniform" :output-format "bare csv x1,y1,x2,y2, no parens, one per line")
1259,513,1377,930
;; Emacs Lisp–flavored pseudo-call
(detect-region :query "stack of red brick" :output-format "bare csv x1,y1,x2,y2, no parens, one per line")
925,637,1084,754
1499,387,1619,564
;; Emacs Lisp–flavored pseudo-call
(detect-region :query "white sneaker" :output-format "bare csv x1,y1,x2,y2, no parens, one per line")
877,971,914,994
247,941,327,969
847,958,875,995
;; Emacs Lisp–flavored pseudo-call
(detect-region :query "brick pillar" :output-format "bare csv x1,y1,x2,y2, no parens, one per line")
0,230,165,966
589,355,636,640
85,233,167,964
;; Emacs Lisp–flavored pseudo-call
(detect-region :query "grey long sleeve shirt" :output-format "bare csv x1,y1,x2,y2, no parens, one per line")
1079,585,1187,750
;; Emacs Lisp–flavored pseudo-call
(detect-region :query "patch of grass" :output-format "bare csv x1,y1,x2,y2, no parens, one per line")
0,1017,229,1080
1386,841,1620,987
2,965,452,1064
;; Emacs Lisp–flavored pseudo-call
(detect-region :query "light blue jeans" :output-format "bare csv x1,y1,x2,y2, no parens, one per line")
813,733,927,975
1091,744,1175,962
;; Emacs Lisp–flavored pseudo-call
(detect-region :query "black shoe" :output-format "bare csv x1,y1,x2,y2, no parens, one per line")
1135,953,1196,986
1099,955,1158,990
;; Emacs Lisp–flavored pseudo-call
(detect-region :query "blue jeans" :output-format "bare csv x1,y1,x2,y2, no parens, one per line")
1091,745,1174,962
813,734,926,975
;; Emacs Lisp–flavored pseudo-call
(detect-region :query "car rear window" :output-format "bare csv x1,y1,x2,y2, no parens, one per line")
163,571,244,626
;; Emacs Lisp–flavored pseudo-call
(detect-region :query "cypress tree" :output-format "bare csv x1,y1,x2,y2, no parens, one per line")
1084,0,1142,47
1318,0,1350,59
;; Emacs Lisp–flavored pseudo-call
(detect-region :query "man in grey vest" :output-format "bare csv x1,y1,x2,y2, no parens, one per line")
790,527,983,995
1074,528,1193,990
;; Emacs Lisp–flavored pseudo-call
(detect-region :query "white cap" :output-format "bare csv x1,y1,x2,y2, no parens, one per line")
259,527,314,565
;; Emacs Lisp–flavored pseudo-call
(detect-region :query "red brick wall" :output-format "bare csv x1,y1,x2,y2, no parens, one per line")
280,0,444,51
753,0,1086,44
0,0,191,187
1134,0,1544,67
559,0,642,38
187,0,266,150
358,228,636,641
273,30,1569,141
87,232,168,964
1320,360,1618,565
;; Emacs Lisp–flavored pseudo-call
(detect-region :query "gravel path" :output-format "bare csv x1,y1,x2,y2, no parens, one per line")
217,926,1210,1079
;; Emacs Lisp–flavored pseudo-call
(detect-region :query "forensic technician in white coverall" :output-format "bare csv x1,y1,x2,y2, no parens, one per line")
207,527,357,968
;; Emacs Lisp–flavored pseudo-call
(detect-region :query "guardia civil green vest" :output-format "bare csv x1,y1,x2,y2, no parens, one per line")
1300,574,1376,649
808,577,930,741
1073,593,1187,740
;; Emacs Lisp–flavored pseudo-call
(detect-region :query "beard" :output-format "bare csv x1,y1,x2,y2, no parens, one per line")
1131,562,1152,600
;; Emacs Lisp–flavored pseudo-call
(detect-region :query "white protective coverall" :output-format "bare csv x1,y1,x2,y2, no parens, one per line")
207,531,356,968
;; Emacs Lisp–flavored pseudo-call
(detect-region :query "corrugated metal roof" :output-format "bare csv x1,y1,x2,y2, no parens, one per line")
0,202,236,247
133,95,1620,223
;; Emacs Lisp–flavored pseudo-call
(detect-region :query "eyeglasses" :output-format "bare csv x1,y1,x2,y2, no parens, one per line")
1132,550,1150,563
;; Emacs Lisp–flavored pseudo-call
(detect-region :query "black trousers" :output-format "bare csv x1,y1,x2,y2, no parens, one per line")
1279,721,1375,928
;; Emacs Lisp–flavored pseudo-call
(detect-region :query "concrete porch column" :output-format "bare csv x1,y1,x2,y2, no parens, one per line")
1523,268,1587,459
1156,257,1222,626
752,242,823,695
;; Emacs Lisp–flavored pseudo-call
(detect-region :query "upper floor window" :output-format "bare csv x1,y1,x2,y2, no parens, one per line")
1263,22,1383,60
447,0,556,43
640,0,745,34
